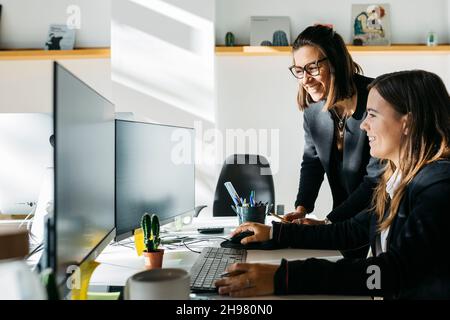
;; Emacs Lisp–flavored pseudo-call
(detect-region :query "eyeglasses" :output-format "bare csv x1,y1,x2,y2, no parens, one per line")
289,57,328,80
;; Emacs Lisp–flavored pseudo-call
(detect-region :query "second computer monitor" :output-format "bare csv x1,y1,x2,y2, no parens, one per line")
115,120,195,240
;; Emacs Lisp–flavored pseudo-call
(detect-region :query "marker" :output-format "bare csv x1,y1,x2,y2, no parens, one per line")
224,181,241,206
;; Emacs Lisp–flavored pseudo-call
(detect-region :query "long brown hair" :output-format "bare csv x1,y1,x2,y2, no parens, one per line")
368,70,450,231
292,25,362,111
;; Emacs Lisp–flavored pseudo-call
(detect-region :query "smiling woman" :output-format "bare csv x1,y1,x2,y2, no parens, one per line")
281,26,383,258
363,70,450,231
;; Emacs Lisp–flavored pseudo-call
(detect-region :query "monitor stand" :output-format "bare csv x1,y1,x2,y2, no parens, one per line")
134,228,145,256
71,260,100,300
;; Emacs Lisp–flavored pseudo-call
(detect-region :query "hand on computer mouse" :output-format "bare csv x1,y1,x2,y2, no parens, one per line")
230,222,271,244
230,230,254,244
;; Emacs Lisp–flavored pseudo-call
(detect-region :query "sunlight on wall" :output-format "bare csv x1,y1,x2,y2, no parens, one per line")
112,0,216,214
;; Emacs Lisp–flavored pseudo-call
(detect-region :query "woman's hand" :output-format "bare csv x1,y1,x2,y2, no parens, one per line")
284,206,307,222
214,263,278,297
230,222,271,244
292,217,326,225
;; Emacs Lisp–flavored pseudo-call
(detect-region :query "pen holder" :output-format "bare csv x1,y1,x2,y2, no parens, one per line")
231,204,271,225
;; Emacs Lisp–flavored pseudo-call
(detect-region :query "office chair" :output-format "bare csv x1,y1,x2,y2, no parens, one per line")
212,154,275,217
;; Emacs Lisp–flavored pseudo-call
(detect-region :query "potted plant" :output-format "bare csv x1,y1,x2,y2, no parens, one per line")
141,213,164,269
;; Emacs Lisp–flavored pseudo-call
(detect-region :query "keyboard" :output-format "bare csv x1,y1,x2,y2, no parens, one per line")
190,247,247,293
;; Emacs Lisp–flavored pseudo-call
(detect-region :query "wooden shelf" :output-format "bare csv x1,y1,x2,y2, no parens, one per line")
216,45,450,56
347,44,450,54
0,48,111,60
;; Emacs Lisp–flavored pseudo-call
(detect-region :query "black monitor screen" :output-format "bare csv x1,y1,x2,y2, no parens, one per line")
54,63,115,283
115,120,195,239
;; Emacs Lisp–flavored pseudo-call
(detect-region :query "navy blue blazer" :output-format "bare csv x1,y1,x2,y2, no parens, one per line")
295,74,382,222
274,160,450,299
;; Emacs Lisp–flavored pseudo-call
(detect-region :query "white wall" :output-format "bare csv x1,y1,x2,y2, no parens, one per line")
112,0,217,214
216,0,449,45
353,53,450,88
0,0,110,49
0,59,111,113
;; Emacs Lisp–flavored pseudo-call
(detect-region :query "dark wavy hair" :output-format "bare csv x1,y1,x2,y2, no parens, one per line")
292,25,362,110
368,70,450,231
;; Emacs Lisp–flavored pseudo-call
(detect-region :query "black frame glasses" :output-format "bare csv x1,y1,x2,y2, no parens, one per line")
289,57,328,80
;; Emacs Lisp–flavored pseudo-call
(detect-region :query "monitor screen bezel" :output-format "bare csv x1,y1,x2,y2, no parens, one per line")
52,61,116,288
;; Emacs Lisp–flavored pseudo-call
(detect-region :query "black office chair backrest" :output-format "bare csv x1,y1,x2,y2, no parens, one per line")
213,154,275,217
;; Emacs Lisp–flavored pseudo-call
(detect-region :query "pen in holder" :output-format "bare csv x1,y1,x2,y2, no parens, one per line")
231,203,272,225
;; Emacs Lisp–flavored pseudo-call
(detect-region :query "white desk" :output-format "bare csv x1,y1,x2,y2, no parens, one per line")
90,217,370,300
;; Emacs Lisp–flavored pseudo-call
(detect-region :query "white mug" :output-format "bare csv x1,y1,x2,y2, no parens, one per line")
124,268,190,300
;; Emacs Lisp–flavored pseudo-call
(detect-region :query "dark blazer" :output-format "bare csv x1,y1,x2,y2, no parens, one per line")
295,74,382,222
274,160,450,299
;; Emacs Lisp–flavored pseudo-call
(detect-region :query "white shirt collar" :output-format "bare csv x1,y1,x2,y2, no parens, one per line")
386,168,402,199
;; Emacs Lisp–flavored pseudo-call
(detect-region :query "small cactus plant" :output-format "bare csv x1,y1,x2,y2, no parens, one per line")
225,32,235,46
141,213,160,252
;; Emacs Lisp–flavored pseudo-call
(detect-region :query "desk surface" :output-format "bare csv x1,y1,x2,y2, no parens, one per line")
90,217,370,300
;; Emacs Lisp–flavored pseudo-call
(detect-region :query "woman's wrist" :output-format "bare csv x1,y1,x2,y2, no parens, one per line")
296,206,307,216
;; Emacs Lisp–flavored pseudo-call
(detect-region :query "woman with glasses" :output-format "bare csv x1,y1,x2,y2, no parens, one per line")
284,25,382,236
216,70,450,299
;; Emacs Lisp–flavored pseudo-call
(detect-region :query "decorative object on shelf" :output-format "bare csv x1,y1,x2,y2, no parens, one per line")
272,30,289,46
141,212,164,269
427,31,438,46
225,32,235,46
352,4,391,46
45,24,76,50
250,16,291,46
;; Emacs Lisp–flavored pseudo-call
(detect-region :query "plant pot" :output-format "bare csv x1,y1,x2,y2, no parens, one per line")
143,249,165,269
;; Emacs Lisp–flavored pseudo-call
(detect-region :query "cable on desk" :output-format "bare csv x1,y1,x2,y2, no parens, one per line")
181,236,229,254
99,261,142,271
25,243,43,260
110,238,136,250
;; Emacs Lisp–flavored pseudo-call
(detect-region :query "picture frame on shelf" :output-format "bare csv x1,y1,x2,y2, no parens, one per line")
44,24,76,50
250,16,290,46
352,4,391,46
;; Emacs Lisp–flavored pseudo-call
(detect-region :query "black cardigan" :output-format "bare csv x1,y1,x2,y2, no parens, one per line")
295,74,383,222
275,160,450,299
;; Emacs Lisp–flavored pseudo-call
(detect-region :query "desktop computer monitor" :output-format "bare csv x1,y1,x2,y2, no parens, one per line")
52,62,115,286
115,120,195,240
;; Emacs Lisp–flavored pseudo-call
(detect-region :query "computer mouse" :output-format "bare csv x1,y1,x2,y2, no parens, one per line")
229,230,255,244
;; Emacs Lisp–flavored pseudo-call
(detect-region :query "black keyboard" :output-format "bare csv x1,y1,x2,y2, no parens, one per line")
190,247,246,292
